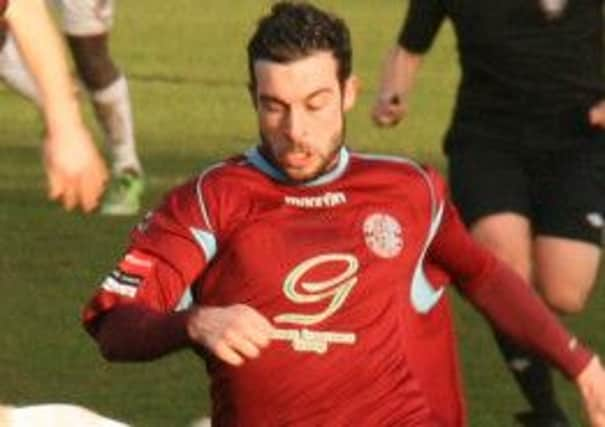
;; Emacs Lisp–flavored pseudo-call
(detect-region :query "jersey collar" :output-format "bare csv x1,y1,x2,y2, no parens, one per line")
245,146,350,187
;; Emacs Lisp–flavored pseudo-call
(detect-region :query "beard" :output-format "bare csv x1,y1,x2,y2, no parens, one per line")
258,120,346,184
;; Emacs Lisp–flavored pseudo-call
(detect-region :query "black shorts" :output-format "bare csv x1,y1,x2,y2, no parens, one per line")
447,138,605,246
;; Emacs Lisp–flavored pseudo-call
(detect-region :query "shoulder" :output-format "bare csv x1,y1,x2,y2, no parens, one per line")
162,155,251,202
193,154,261,190
350,152,446,186
350,151,448,210
159,154,264,232
351,151,424,170
143,159,243,230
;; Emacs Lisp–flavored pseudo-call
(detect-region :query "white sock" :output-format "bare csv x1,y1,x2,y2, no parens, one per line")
0,34,42,105
91,74,142,175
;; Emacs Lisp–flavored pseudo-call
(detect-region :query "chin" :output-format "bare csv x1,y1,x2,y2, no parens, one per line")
283,160,332,183
285,169,322,183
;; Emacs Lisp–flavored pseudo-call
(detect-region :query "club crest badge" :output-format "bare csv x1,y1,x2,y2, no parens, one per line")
363,213,403,258
539,0,567,19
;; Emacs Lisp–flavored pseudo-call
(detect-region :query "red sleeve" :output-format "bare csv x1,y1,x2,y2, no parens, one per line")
428,176,592,379
0,0,8,16
82,178,212,335
93,304,193,361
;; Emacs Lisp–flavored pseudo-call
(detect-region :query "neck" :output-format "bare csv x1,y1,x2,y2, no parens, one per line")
257,144,344,184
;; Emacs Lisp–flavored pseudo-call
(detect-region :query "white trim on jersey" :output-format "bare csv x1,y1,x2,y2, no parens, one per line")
352,152,447,313
195,163,225,233
410,202,446,313
351,152,440,218
190,227,217,262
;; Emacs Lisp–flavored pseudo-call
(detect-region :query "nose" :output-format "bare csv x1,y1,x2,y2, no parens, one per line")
283,108,306,142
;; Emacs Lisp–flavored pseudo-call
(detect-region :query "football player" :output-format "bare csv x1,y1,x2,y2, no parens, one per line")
83,2,605,426
0,0,143,215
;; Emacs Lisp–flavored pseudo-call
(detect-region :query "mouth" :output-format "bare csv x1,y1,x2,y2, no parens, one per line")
281,150,313,169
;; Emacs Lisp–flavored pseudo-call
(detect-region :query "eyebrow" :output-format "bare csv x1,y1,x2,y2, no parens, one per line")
258,88,334,106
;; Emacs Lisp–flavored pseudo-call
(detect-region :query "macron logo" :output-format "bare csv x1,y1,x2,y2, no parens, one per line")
284,192,347,209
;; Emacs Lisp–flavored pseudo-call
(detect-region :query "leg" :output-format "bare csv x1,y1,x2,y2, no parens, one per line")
531,144,605,315
447,138,569,425
470,213,532,282
66,33,142,176
534,237,600,314
471,215,569,425
58,0,144,214
66,32,119,89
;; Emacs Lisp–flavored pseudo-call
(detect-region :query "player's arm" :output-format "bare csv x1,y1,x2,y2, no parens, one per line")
372,0,445,127
5,0,108,212
83,182,209,359
5,0,80,133
372,47,423,127
84,178,272,366
94,303,273,366
91,303,192,361
89,254,274,366
430,201,592,376
429,199,605,425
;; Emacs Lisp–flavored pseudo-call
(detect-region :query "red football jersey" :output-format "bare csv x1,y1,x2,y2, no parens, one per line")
84,148,468,426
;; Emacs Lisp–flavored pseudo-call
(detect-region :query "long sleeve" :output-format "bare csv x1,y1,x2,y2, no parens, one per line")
429,199,592,379
82,181,207,325
398,0,446,53
93,304,192,361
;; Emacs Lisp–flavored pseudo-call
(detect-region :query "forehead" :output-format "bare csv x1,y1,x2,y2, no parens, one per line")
253,51,340,98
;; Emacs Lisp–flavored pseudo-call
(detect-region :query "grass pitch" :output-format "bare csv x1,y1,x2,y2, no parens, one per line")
1,1,604,425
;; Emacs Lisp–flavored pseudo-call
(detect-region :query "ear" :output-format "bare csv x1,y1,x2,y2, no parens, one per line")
342,75,359,112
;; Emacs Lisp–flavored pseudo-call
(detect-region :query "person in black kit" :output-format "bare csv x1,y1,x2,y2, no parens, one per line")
371,1,605,426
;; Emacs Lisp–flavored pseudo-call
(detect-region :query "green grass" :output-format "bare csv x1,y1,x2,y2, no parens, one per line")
1,1,603,426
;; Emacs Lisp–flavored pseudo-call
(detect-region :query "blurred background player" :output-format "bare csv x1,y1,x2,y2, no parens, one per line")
372,1,605,425
0,0,144,215
1,0,108,213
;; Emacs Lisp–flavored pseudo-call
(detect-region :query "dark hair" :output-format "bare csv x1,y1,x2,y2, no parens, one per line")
247,1,352,88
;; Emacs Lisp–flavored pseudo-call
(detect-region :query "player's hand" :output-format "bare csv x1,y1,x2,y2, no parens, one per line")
576,356,605,426
186,304,274,366
589,100,605,128
371,92,408,127
43,123,108,213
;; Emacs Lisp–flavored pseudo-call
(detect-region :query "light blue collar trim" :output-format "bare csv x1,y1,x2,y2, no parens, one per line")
245,146,349,187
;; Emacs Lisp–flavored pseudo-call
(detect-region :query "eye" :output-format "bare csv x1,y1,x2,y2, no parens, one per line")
260,99,286,113
307,94,332,111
